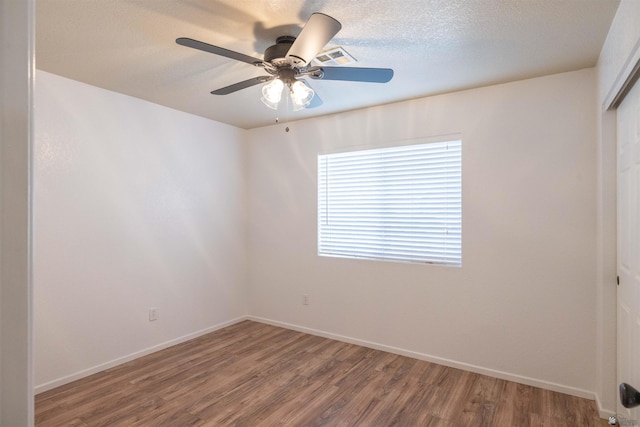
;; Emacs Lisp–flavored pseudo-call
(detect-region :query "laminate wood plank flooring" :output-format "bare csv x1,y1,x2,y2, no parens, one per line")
35,320,609,426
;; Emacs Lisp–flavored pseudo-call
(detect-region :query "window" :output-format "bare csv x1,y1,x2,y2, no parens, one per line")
318,139,462,266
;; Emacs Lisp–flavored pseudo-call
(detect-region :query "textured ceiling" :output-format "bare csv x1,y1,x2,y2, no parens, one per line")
36,0,619,129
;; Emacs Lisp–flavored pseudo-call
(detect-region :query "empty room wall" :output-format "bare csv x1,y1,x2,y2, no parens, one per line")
246,68,598,398
34,70,247,391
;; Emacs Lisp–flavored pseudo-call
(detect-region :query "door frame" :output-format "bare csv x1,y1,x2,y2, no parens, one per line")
604,34,640,421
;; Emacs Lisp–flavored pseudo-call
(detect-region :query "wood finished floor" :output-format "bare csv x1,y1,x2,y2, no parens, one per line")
36,320,609,426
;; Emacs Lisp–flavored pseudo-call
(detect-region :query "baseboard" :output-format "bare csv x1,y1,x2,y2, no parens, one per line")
596,393,617,420
248,315,598,403
34,315,249,394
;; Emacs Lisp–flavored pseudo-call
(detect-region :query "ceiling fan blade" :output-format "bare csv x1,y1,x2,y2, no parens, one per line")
211,76,272,95
312,67,394,83
176,37,262,66
308,91,323,108
286,13,342,67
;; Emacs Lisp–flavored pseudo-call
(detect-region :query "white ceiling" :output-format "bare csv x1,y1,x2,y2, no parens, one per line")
36,0,620,129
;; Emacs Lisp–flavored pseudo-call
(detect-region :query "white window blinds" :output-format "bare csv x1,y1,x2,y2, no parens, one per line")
318,140,462,266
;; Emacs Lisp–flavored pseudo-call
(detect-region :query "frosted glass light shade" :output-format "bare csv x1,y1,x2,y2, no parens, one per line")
290,80,314,110
261,79,284,109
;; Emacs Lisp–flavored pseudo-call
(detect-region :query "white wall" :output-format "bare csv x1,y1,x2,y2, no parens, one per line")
247,69,598,398
34,70,247,391
596,0,640,416
1,0,34,424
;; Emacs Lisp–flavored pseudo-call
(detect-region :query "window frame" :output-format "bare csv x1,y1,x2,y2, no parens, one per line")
317,137,462,267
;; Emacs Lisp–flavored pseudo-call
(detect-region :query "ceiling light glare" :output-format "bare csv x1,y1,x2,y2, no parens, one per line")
290,80,315,111
261,78,284,109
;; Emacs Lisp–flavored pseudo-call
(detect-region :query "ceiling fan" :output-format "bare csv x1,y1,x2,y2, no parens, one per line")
176,13,394,111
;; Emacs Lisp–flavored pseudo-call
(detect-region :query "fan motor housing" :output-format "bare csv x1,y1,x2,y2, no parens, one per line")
264,36,296,64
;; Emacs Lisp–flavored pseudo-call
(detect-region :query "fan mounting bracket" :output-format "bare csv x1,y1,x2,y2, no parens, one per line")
264,35,296,64
305,67,324,79
275,35,296,44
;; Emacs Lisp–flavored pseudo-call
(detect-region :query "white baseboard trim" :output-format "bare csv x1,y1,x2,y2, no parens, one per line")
34,315,249,394
596,394,617,419
248,315,598,403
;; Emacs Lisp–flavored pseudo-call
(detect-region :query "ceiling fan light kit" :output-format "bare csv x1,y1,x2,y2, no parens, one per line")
176,12,394,113
259,65,315,111
260,79,315,111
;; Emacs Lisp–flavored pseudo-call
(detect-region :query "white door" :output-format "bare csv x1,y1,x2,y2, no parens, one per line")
617,76,640,423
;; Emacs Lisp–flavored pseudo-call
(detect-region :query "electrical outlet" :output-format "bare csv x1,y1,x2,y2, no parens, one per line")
149,308,158,321
303,295,309,305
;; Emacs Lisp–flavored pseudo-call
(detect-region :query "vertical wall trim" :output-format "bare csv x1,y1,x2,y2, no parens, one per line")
0,0,35,424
